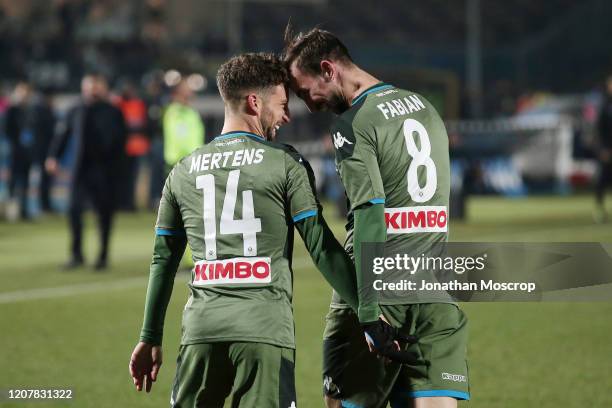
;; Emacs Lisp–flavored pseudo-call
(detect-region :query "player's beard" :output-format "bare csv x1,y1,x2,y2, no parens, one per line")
261,105,277,141
325,91,350,115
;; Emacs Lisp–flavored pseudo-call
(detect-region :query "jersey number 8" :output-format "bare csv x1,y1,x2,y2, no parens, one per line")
403,118,437,203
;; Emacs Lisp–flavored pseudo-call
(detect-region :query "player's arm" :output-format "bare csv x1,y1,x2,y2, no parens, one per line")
139,233,186,345
295,211,359,312
352,201,386,320
334,122,419,361
130,170,186,392
285,148,359,311
333,121,386,323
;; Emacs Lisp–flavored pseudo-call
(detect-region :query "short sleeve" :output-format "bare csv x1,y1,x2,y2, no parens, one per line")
284,147,320,223
155,168,185,236
332,119,385,210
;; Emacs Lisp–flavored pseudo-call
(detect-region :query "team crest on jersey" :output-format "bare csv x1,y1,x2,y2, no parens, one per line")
331,129,355,161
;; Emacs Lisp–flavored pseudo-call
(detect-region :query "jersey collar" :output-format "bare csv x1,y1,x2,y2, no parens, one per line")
213,131,266,142
351,83,394,106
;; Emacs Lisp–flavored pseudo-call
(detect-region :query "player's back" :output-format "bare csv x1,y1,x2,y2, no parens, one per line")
162,131,316,349
332,84,450,256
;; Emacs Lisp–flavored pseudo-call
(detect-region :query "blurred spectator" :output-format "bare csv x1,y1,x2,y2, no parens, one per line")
141,0,168,45
5,82,35,219
0,88,9,204
31,89,56,213
594,75,612,222
162,79,204,169
45,74,126,270
1,83,54,218
77,0,135,42
142,72,166,208
114,80,149,211
320,134,347,218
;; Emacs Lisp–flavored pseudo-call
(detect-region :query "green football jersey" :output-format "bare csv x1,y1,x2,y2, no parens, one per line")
330,83,450,306
156,131,319,349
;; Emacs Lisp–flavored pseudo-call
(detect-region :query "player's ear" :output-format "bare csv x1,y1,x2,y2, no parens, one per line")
245,93,260,115
320,60,335,82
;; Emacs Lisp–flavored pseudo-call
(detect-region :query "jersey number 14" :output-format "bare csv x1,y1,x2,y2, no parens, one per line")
196,169,262,260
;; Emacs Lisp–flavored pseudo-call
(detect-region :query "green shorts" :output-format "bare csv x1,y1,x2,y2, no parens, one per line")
322,304,469,408
171,342,296,408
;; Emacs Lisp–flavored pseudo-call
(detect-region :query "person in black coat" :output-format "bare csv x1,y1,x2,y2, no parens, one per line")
46,74,127,270
6,84,57,217
595,76,612,222
5,82,35,219
33,91,56,213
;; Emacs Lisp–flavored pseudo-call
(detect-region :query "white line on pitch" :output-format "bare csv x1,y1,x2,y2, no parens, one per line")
0,257,314,304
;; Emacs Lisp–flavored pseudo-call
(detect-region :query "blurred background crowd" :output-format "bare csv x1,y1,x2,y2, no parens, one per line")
1,0,612,224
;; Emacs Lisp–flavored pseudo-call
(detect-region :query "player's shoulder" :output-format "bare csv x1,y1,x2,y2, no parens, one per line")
243,137,307,166
359,84,441,125
265,142,313,180
360,85,430,114
333,83,407,132
175,144,207,168
332,102,371,148
276,142,306,165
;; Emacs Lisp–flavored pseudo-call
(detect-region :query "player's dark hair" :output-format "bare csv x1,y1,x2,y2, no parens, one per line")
216,52,288,106
82,72,107,83
282,22,353,75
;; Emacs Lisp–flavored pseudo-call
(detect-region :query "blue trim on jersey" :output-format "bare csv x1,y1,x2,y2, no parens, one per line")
408,390,470,400
155,228,186,237
363,331,377,347
292,209,317,223
341,401,364,408
369,198,385,204
213,131,265,142
351,83,394,106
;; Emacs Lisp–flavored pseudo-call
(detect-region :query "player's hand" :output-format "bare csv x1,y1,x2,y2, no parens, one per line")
363,314,398,355
361,317,418,364
44,158,59,175
129,342,162,392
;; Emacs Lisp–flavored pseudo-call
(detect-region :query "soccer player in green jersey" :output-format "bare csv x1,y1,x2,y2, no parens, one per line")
129,53,368,408
283,28,470,408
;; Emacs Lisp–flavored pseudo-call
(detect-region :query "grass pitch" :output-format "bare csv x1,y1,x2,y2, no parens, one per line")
0,195,611,407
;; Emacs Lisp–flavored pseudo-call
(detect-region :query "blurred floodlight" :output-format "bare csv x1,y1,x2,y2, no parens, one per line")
164,70,182,87
187,74,207,92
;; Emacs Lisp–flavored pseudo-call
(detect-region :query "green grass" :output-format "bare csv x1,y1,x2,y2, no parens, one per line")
0,195,611,407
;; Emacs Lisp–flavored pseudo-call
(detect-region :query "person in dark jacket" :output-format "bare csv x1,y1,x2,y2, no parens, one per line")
46,74,127,270
6,83,57,217
33,90,57,213
595,76,612,222
5,81,35,219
